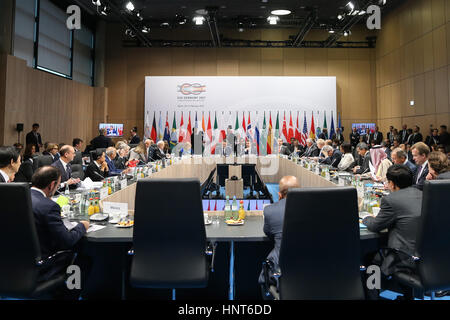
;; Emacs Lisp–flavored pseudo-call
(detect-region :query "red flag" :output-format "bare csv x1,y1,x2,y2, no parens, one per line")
179,112,184,142
267,113,273,154
309,111,316,140
242,112,246,133
214,200,217,211
295,111,301,141
288,112,294,141
202,112,206,132
207,112,212,142
151,112,157,142
282,111,288,142
256,200,259,210
207,200,210,211
186,112,192,143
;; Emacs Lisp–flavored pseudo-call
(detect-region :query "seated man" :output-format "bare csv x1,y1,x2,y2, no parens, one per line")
391,148,417,175
301,139,319,157
411,142,430,191
51,145,80,190
114,142,130,169
85,150,109,181
258,176,300,296
149,141,167,162
105,147,130,176
319,145,342,168
361,165,422,297
31,166,89,282
353,142,371,174
0,146,21,182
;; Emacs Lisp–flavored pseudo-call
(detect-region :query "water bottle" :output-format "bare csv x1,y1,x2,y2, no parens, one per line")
231,196,238,220
224,196,231,221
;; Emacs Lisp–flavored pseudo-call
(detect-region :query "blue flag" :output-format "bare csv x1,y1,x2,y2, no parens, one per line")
329,111,335,139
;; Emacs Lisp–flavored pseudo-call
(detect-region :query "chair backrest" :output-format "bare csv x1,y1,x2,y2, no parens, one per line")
278,187,364,300
131,178,208,289
33,155,53,171
71,164,84,180
415,180,450,292
71,151,82,165
0,183,41,297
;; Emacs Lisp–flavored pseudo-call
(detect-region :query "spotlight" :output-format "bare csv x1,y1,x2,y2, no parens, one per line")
125,29,135,37
328,28,335,34
100,6,108,16
267,16,280,25
343,30,351,36
160,22,170,27
238,27,244,32
136,12,143,21
337,14,344,20
92,0,101,6
193,16,205,25
176,15,187,25
271,9,291,16
142,26,149,33
379,0,387,5
125,1,135,12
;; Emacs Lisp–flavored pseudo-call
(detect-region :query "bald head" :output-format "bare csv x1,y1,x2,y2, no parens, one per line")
278,176,300,199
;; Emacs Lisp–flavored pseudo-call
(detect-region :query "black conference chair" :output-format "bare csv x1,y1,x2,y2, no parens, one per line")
0,183,74,299
263,187,364,300
71,164,84,180
128,178,213,298
71,151,83,165
33,155,53,171
387,180,450,299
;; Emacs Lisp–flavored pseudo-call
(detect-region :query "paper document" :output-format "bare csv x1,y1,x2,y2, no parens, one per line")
87,224,106,233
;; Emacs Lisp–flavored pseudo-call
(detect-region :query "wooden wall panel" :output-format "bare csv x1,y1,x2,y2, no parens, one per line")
1,55,99,146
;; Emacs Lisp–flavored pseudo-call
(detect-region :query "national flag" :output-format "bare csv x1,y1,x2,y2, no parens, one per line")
151,112,157,142
275,111,280,141
338,112,342,130
260,112,267,155
247,201,250,211
329,111,336,139
194,111,198,130
186,112,192,143
207,112,212,142
255,115,260,155
234,111,240,138
214,200,217,211
282,111,288,142
170,111,177,149
207,200,210,211
309,111,316,140
246,112,252,141
179,112,185,142
323,111,328,139
288,112,294,141
295,111,301,141
158,111,163,140
202,112,206,132
212,112,218,154
301,111,308,146
163,111,170,142
267,112,273,154
242,112,246,134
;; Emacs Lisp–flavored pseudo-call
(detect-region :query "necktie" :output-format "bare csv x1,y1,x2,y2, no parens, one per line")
66,164,72,178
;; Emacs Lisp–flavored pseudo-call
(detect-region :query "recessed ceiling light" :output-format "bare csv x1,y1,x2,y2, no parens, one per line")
193,16,205,25
271,9,291,15
195,9,208,15
337,14,344,20
160,22,170,27
142,26,149,33
267,15,280,25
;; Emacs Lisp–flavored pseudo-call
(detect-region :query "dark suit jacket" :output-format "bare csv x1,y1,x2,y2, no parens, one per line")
331,132,344,143
42,151,60,163
439,132,450,147
369,132,383,145
90,135,114,149
413,163,429,190
258,198,286,284
51,159,71,183
85,162,109,181
0,174,6,182
350,132,360,147
438,171,450,180
355,151,371,174
303,144,319,157
404,160,417,176
14,158,34,183
114,156,127,169
149,148,166,161
130,135,140,144
399,130,409,144
320,149,342,168
31,189,86,259
411,132,423,144
26,131,43,152
362,187,422,276
105,156,121,176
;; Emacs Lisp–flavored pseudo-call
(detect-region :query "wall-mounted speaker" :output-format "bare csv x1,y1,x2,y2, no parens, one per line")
16,123,24,132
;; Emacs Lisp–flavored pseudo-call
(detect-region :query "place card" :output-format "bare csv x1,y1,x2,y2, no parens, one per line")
120,179,128,189
99,187,108,200
103,202,128,216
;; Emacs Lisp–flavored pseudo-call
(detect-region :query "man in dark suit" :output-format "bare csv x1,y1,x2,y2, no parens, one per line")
26,123,43,152
439,125,450,149
331,127,345,144
51,145,80,190
90,128,114,150
149,141,167,161
105,147,130,176
425,128,440,148
349,127,360,149
319,145,342,168
318,128,328,140
301,139,320,157
85,150,109,181
0,146,21,183
30,166,89,282
410,126,423,145
129,127,140,145
353,142,371,174
369,127,383,145
361,165,422,283
411,142,430,190
399,124,409,144
114,142,130,169
258,176,300,291
391,148,417,175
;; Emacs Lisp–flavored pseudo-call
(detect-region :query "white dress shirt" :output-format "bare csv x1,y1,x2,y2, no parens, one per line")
416,160,428,183
0,169,10,183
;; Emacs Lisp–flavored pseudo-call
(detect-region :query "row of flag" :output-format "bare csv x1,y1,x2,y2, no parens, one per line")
202,199,271,211
145,110,342,154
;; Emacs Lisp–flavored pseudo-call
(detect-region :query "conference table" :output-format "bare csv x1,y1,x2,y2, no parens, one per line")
76,155,386,300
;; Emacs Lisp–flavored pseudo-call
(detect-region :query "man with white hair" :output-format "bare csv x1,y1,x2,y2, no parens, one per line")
319,145,342,168
105,147,131,175
301,138,319,157
114,142,130,169
149,140,167,161
316,139,326,158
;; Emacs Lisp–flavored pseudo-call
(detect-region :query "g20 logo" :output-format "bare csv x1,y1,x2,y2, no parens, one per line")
177,83,207,95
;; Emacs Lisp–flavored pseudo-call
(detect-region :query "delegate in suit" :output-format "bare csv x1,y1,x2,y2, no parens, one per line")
85,150,110,181
411,142,430,190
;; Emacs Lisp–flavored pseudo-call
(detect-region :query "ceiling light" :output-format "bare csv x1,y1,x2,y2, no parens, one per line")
358,10,366,15
346,2,355,11
92,0,101,6
193,16,205,25
142,26,149,33
176,15,187,25
238,28,244,32
160,22,170,27
337,14,344,20
379,0,387,5
267,16,280,25
343,30,351,36
100,6,108,15
125,1,134,12
328,28,335,34
195,9,208,15
136,12,143,21
125,29,135,37
271,9,291,16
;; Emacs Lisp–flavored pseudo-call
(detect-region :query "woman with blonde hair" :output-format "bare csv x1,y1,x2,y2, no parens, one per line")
129,141,147,164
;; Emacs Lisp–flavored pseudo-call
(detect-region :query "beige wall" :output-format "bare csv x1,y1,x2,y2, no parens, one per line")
105,24,377,140
376,0,450,134
0,54,107,146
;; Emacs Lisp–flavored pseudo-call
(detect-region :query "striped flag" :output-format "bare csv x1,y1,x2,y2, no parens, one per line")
151,112,157,142
202,111,206,132
255,115,260,155
207,112,212,142
295,111,301,141
267,112,273,154
301,111,308,146
288,111,294,141
158,111,163,140
323,111,328,139
309,111,316,140
163,111,170,142
329,111,336,140
260,112,267,155
282,111,288,142
186,112,192,143
179,112,185,142
242,111,246,133
170,111,177,149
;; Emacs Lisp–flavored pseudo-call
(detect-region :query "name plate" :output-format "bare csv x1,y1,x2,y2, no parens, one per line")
120,179,127,189
99,187,108,200
103,202,128,215
338,177,345,187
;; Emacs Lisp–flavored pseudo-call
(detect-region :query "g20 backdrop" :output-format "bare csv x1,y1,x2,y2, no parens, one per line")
144,76,339,153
